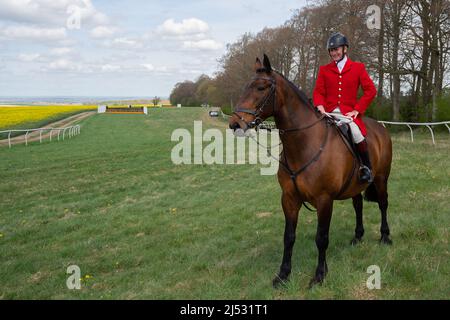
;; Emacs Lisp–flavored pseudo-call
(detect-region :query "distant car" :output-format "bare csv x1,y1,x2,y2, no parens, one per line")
209,111,219,117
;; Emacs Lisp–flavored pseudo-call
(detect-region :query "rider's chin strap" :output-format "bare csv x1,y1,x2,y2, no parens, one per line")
328,49,347,64
335,53,347,64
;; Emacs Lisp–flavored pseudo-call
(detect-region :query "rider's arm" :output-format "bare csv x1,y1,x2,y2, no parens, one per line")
316,105,326,114
354,64,377,115
313,66,326,113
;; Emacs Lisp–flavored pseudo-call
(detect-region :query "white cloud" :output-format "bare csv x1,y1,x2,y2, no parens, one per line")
91,25,118,38
101,64,121,72
0,0,44,24
142,63,155,71
48,59,76,71
78,1,109,26
0,25,67,41
157,18,209,36
180,69,203,75
0,0,109,27
18,53,40,62
154,18,222,52
141,64,170,74
155,66,169,73
182,39,223,50
107,37,143,49
50,47,73,56
47,58,91,73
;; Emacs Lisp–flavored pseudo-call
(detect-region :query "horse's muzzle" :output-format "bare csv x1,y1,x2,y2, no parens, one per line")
229,122,240,131
229,115,249,132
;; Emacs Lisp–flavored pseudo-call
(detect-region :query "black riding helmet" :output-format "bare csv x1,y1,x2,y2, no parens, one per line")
327,32,349,50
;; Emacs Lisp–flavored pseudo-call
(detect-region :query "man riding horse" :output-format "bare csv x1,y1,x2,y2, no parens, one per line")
229,50,393,287
313,32,377,183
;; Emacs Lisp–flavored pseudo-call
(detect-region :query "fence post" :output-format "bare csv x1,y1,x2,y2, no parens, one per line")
406,124,414,142
8,131,11,148
426,125,435,145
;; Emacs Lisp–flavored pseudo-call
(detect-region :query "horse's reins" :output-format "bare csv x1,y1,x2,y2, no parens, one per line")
232,74,330,212
233,72,359,210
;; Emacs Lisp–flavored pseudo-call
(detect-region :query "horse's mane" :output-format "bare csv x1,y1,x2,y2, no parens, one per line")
273,70,314,110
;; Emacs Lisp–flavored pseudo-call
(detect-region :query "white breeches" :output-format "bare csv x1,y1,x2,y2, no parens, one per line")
330,107,365,144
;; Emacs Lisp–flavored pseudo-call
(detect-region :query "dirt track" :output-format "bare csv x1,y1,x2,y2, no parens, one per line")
0,111,95,147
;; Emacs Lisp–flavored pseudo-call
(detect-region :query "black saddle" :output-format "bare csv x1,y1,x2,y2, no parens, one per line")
330,119,359,162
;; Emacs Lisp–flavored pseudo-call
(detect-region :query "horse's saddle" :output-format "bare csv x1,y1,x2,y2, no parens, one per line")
328,116,359,160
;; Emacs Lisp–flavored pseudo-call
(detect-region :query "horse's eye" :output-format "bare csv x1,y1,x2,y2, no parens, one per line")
257,86,266,91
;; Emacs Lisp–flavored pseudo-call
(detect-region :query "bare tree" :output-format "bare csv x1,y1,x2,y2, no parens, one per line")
152,96,161,107
172,0,450,121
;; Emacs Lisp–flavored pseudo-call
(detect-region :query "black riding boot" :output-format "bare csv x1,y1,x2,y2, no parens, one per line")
356,139,373,183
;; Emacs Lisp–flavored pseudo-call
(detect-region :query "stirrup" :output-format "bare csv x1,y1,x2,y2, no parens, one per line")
358,165,373,183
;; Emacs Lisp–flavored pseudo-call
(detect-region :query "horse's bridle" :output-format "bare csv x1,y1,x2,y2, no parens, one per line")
231,72,332,212
232,76,276,129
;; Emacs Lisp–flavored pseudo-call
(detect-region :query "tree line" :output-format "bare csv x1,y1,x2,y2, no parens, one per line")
170,0,450,121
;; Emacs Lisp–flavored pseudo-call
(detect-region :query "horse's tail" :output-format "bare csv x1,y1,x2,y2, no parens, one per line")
364,182,378,202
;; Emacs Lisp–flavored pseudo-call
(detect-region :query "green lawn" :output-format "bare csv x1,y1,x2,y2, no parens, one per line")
0,108,448,299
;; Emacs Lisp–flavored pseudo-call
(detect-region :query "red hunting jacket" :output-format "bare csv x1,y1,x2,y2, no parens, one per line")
313,57,377,136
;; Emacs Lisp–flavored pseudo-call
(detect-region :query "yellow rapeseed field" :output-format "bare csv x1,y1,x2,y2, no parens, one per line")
0,105,96,129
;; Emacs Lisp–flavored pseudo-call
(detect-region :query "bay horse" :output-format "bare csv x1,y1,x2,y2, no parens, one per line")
229,54,392,288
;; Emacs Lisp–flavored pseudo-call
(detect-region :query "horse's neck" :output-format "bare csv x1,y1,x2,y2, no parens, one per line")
274,77,324,162
274,77,316,130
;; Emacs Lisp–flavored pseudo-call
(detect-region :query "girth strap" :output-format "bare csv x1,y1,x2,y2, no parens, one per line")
279,120,331,211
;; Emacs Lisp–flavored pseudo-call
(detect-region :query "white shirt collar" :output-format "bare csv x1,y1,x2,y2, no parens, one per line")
336,55,348,73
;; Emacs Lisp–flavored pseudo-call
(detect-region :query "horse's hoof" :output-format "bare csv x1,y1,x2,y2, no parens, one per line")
308,267,327,289
272,275,288,289
379,235,392,245
350,237,363,246
308,276,324,289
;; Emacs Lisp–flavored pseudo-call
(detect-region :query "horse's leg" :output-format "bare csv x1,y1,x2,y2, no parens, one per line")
272,191,301,288
375,176,392,244
309,196,333,288
350,193,364,245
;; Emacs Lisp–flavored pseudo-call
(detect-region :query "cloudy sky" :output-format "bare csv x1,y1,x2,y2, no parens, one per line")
0,0,308,97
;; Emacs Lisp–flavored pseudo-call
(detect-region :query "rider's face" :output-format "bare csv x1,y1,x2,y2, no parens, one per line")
329,46,346,62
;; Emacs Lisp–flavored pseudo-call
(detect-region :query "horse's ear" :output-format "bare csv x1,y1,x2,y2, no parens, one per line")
255,57,262,72
263,54,272,73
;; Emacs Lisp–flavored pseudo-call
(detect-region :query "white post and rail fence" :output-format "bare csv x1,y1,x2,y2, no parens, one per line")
377,121,450,145
0,125,81,149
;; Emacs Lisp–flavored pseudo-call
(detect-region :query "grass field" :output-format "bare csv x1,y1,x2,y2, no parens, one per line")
0,108,449,299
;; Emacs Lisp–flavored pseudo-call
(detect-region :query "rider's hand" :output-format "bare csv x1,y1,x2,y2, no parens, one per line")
316,105,326,114
345,110,359,119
